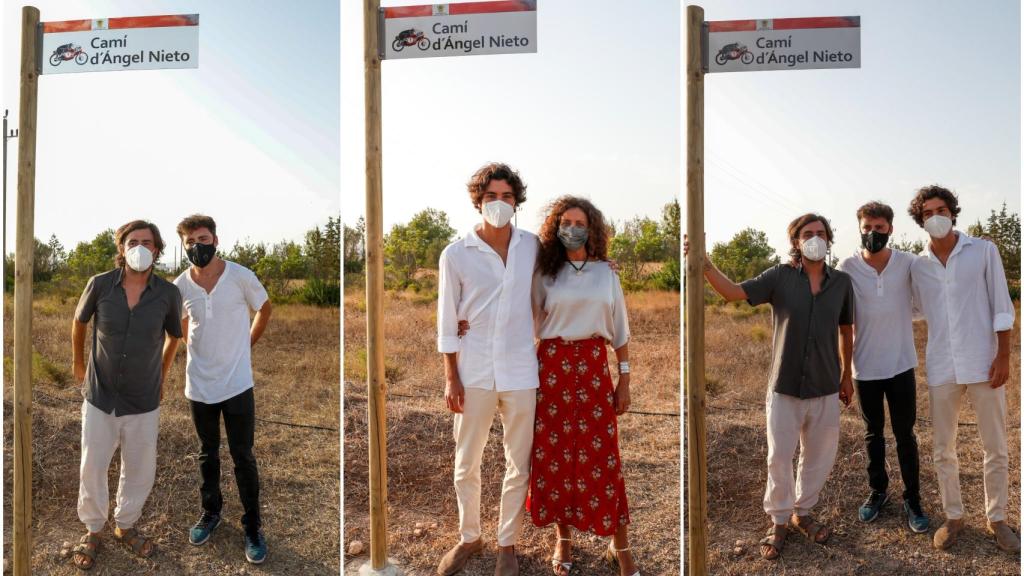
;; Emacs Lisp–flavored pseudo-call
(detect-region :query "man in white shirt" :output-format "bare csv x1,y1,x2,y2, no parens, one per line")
436,163,539,576
173,215,273,564
837,202,928,533
907,186,1018,553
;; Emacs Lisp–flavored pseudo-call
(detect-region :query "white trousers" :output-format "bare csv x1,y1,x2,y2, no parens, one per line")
929,382,1008,522
78,401,160,533
453,387,536,547
763,391,840,525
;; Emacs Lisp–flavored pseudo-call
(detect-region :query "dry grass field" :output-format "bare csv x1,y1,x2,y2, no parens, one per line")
2,295,340,575
343,289,680,575
692,302,1021,576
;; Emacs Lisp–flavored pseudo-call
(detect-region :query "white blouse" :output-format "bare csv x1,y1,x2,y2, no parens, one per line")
532,261,631,349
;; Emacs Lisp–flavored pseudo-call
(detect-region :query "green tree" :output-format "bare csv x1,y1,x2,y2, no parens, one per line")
305,216,341,283
967,202,1021,285
890,234,926,255
709,228,780,282
63,230,118,281
343,217,366,275
384,208,455,288
652,199,681,291
227,241,268,271
609,217,664,286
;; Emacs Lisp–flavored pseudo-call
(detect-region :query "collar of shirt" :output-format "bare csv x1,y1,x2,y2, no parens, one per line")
464,223,523,255
114,266,159,292
922,231,972,263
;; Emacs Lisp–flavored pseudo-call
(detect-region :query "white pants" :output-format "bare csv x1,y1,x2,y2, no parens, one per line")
453,387,536,547
78,401,160,533
929,382,1008,522
763,392,840,525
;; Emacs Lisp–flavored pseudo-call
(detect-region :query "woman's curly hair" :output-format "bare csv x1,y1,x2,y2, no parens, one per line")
537,196,610,278
908,185,961,227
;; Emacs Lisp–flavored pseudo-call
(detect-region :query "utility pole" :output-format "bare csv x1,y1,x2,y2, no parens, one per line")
4,108,20,277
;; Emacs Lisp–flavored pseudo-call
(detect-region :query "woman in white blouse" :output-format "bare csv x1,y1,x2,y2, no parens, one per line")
529,196,636,576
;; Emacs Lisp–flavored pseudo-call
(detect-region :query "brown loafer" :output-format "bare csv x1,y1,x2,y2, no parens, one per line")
494,547,519,576
933,518,965,550
988,521,1021,553
437,539,484,576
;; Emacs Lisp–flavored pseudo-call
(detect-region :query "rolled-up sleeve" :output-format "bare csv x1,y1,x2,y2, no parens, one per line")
437,247,462,353
740,265,779,307
985,241,1015,332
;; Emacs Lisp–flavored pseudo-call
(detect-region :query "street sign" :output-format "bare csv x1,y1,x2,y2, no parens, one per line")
707,16,859,73
383,1,536,60
41,14,198,74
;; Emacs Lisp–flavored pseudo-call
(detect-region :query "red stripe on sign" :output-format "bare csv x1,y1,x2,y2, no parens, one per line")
772,16,858,30
707,20,756,32
43,20,91,33
708,15,858,33
43,14,198,33
384,1,535,19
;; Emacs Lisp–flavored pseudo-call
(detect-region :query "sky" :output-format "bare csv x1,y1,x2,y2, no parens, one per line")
690,0,1021,262
340,0,681,238
2,0,340,264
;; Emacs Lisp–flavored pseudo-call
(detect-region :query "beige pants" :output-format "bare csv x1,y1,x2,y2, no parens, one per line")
78,401,160,533
453,387,536,547
929,382,1008,522
763,391,840,525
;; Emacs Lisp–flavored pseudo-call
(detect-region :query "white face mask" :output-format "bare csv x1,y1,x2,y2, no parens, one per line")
923,214,953,239
482,200,514,228
125,244,154,272
800,236,827,262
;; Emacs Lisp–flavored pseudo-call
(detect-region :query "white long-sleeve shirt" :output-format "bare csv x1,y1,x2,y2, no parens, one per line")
436,225,540,391
911,232,1015,386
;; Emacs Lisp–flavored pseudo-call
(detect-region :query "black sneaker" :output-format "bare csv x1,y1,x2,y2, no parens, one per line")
189,511,221,545
244,527,267,564
904,499,930,533
858,491,888,523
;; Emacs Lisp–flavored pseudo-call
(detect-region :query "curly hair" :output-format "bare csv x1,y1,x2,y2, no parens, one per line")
114,220,165,268
786,213,834,266
908,185,960,227
466,162,527,211
537,196,610,278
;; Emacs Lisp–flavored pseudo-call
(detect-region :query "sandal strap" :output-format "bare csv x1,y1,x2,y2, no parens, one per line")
72,543,99,558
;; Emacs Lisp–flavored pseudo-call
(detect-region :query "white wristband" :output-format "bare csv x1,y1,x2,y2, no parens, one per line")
618,361,630,374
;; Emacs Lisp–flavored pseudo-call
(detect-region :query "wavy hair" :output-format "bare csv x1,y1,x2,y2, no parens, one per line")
114,220,165,268
908,185,961,227
466,162,527,212
537,196,610,278
786,213,833,266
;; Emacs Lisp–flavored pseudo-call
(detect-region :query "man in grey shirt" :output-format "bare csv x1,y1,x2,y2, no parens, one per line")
69,220,182,570
687,213,854,561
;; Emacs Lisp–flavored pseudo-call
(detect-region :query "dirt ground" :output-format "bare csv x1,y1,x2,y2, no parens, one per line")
3,296,340,575
689,303,1021,576
343,289,681,575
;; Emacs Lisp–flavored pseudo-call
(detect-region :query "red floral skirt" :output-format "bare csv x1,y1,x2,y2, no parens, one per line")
526,337,630,536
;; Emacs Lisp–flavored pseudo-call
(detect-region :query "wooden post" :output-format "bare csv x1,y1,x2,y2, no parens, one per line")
685,4,707,575
361,2,401,575
14,6,40,576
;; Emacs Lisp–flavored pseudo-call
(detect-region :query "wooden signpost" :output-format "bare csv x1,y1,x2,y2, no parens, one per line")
360,2,536,574
11,10,198,575
685,7,859,575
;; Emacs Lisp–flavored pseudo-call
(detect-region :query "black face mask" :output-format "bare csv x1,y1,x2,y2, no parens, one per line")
860,231,890,254
186,243,217,268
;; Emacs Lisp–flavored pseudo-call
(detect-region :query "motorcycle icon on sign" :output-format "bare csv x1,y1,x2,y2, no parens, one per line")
392,28,430,52
715,42,754,65
49,43,88,66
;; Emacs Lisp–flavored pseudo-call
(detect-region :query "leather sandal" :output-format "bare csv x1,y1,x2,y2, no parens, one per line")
790,514,831,544
113,527,155,558
759,524,787,560
603,542,640,576
72,533,101,570
551,537,572,575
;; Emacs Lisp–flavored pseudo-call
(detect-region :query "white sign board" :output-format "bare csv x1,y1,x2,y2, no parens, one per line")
42,14,199,75
383,1,536,60
707,16,859,73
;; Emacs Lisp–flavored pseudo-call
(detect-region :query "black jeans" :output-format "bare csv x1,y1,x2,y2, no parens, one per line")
855,368,920,503
190,387,261,529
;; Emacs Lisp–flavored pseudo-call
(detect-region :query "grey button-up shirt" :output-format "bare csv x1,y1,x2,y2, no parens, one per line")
75,268,183,415
740,263,855,399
